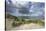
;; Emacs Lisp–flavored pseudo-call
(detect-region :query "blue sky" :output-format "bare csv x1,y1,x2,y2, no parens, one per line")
6,0,45,17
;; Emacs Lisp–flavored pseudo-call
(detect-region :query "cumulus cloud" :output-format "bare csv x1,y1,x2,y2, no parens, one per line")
6,0,45,17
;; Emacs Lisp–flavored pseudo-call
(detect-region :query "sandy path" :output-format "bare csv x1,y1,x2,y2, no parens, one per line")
11,23,44,30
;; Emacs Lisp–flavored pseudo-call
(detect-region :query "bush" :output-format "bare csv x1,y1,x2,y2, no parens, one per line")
12,22,16,27
12,21,22,27
22,19,25,22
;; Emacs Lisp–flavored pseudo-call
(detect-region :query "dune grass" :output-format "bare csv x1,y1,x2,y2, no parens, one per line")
12,18,45,27
6,14,44,27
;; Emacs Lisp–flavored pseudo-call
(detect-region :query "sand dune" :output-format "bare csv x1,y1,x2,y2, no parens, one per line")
6,19,44,31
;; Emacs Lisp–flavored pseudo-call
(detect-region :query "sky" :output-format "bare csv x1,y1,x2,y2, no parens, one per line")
6,0,45,17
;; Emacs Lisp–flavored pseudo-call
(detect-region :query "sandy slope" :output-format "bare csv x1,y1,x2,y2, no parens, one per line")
6,19,44,31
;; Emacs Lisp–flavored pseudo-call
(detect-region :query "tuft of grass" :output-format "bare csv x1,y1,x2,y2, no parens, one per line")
12,21,22,27
12,18,45,27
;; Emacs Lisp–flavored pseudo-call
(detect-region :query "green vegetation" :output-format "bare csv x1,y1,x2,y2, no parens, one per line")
12,17,45,27
6,14,45,27
12,21,22,27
